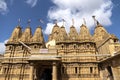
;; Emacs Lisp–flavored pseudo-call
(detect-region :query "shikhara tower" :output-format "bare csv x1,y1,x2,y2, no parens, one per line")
0,19,120,80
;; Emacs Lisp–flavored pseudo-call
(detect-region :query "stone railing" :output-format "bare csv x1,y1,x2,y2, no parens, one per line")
0,74,29,78
2,58,28,63
29,48,61,60
62,74,99,78
58,49,95,53
62,58,96,62
32,48,57,54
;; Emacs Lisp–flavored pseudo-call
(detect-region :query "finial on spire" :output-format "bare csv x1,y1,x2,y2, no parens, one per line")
18,18,21,26
92,15,97,26
27,19,31,26
83,18,86,25
62,19,65,26
92,15,100,26
97,21,99,25
72,18,74,26
39,19,44,24
54,19,57,24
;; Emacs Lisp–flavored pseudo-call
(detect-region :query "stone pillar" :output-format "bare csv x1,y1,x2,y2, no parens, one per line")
52,62,57,80
99,70,103,80
29,63,34,80
111,67,119,80
0,66,3,74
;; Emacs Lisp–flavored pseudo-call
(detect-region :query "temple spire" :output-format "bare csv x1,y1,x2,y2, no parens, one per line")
20,27,32,42
79,24,92,41
32,26,44,43
69,25,78,40
8,27,22,42
57,26,68,41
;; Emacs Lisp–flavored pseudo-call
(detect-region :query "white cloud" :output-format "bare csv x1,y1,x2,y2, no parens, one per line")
44,0,113,35
0,39,8,54
0,0,8,15
25,0,38,8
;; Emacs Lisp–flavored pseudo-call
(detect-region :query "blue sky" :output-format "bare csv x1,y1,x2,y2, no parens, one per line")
0,0,120,53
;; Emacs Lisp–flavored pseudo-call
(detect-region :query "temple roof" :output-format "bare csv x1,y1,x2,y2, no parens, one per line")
31,26,44,43
8,26,22,42
93,22,110,42
49,24,60,41
68,25,78,40
56,26,68,41
51,24,59,34
79,24,92,41
20,27,32,42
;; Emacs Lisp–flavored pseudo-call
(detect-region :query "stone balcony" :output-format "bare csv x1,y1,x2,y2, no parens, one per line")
28,48,61,61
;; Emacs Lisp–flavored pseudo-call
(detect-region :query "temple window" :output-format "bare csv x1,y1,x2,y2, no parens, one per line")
22,46,24,50
75,67,77,74
9,46,12,50
62,67,65,74
74,44,76,49
61,44,64,49
87,44,90,49
90,67,93,73
34,46,37,48
3,68,7,73
114,39,118,43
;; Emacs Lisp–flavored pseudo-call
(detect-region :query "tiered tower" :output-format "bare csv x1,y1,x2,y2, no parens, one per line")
1,24,45,80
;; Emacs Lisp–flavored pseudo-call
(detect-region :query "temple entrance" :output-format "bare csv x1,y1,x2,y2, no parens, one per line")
36,66,52,80
33,61,61,80
40,68,52,80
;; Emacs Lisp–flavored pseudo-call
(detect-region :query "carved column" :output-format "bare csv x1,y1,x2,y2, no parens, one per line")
29,63,34,80
52,62,57,80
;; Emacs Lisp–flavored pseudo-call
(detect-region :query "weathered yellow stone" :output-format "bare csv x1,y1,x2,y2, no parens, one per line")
0,22,120,80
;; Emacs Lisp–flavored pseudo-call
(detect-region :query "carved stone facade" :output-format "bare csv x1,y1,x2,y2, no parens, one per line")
0,22,120,80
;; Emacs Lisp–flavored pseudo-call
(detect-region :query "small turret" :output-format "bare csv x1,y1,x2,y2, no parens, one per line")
68,25,78,41
48,24,60,41
8,26,22,43
93,22,110,42
20,27,32,42
51,24,59,34
31,26,44,43
79,24,92,41
57,26,68,41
